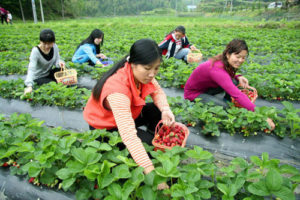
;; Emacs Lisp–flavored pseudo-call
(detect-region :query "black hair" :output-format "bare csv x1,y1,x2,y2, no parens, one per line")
76,29,104,54
92,38,162,101
167,25,186,36
40,29,55,43
211,39,249,78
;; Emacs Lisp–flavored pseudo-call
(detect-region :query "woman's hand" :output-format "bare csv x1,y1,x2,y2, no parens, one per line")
157,182,169,190
161,107,175,126
237,76,249,88
96,53,107,59
266,117,275,131
190,45,197,51
59,61,65,68
144,166,169,190
24,86,33,95
144,166,154,174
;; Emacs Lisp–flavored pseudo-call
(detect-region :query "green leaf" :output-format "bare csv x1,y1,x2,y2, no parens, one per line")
99,143,113,151
273,186,295,200
62,177,76,191
247,171,263,180
199,189,211,199
84,164,101,180
185,185,198,194
28,164,42,177
141,185,156,200
198,180,214,189
112,164,131,179
71,148,88,164
100,174,115,189
108,183,122,199
279,165,300,175
250,156,262,166
131,167,144,185
85,140,101,148
266,169,282,191
231,157,248,169
248,180,270,196
171,184,185,197
217,183,229,195
76,188,92,200
290,175,300,183
66,160,85,173
261,152,269,162
122,180,136,200
144,171,155,186
56,168,74,180
181,171,200,183
116,155,137,167
0,146,18,159
185,146,212,160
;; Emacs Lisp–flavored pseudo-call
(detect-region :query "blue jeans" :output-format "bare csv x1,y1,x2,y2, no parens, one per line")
174,48,190,61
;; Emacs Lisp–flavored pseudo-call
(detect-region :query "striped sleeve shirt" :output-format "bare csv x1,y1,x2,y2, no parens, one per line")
106,79,170,169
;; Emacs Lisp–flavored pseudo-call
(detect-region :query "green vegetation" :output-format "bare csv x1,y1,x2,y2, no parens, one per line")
0,113,299,200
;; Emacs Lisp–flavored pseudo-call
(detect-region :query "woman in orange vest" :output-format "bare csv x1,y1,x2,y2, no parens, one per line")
83,39,174,190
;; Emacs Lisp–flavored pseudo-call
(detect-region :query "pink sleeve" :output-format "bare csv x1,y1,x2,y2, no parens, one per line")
107,93,153,169
210,69,255,111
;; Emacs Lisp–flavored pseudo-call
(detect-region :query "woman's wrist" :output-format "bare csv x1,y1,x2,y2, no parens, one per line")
144,165,155,174
161,106,170,113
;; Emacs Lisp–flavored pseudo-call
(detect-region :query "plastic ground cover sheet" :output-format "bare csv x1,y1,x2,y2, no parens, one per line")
0,168,75,200
1,96,299,169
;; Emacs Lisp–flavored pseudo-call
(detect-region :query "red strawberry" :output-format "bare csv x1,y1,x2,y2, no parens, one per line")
2,162,8,167
29,177,35,183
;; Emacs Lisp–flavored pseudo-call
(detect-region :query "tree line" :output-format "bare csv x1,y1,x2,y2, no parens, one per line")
0,0,185,21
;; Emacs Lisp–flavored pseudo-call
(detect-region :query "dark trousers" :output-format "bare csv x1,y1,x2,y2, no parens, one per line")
1,15,7,24
89,103,162,145
197,78,238,108
34,68,61,86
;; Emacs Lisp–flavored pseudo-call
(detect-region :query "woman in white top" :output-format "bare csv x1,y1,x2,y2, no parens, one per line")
24,29,65,94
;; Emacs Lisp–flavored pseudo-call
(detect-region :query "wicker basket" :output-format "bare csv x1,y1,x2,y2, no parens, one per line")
152,120,189,151
232,86,258,108
187,49,203,63
54,66,77,86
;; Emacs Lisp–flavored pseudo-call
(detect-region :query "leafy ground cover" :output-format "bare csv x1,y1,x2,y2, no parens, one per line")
0,78,299,138
0,113,299,200
0,17,299,100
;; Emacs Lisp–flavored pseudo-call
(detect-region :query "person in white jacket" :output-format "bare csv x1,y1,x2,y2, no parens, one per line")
24,29,65,95
7,11,12,25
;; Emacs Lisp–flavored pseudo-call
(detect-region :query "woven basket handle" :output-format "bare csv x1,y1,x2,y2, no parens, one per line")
155,120,164,135
247,86,257,96
191,49,201,53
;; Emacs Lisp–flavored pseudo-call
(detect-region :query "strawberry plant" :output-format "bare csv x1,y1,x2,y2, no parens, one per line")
1,113,300,199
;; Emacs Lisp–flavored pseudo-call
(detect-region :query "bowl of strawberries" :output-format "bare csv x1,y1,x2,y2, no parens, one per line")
231,86,258,108
152,120,189,151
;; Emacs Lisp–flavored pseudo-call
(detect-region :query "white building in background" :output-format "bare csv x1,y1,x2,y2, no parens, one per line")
268,1,283,9
187,5,197,12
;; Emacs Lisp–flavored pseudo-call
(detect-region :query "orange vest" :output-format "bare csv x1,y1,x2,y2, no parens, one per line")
83,62,156,129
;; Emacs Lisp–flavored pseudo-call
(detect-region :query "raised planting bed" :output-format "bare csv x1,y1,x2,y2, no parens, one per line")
0,113,299,200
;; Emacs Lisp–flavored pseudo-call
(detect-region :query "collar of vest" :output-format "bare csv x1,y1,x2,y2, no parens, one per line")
124,62,156,106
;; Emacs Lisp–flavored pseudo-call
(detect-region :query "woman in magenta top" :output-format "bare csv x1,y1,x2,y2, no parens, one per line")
184,39,275,129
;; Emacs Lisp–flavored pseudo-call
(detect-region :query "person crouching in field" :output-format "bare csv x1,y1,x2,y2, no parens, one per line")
72,29,113,67
24,29,65,95
184,39,275,130
83,39,175,190
159,25,197,63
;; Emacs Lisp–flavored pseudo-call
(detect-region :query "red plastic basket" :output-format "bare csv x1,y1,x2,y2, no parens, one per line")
152,120,189,151
232,86,258,108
